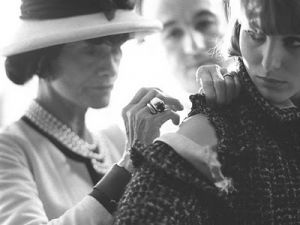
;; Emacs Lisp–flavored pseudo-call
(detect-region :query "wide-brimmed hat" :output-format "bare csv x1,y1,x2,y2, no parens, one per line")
1,0,162,56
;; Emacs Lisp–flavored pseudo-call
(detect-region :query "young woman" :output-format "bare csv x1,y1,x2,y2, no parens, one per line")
115,0,300,224
0,0,184,224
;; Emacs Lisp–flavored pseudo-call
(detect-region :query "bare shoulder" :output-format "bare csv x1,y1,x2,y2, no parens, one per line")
177,114,218,147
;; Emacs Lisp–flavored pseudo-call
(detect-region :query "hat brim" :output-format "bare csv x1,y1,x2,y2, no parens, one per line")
1,10,162,56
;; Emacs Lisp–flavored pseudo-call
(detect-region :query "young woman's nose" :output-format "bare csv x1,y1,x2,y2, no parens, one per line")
182,30,206,54
261,38,284,72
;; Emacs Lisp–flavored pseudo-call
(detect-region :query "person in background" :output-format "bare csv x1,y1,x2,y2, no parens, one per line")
0,0,183,224
141,0,227,95
138,0,228,132
115,0,300,224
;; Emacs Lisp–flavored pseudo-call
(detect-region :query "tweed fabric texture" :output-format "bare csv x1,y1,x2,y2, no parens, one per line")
115,60,300,225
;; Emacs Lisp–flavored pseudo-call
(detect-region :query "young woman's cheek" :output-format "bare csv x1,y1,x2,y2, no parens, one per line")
239,31,262,70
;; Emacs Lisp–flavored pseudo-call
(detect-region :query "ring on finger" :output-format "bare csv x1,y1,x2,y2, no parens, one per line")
146,103,158,114
150,97,166,113
147,97,166,115
223,73,235,79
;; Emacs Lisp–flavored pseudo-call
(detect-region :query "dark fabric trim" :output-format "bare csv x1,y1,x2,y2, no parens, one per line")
89,164,131,213
89,188,117,214
20,0,135,20
21,115,103,185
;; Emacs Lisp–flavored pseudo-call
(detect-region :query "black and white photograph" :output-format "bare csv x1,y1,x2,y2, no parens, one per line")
0,0,299,224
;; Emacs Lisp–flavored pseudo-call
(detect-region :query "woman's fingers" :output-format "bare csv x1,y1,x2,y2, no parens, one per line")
122,111,134,148
220,67,228,75
122,88,158,134
233,73,241,99
133,108,158,145
197,66,217,105
128,88,183,115
155,109,181,126
158,95,183,112
128,87,162,105
198,65,228,105
137,89,183,112
123,87,183,147
197,65,241,106
211,67,226,105
223,74,236,104
134,107,181,145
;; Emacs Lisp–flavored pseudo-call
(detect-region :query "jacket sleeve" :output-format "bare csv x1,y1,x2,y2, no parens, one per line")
0,135,114,225
114,140,232,225
114,165,175,225
114,141,199,225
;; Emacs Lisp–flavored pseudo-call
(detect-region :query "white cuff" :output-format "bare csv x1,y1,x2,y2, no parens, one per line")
155,133,230,190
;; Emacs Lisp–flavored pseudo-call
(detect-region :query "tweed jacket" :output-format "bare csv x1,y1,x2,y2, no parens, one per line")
115,61,300,225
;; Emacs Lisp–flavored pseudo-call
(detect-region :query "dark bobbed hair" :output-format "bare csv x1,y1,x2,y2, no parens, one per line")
5,45,63,85
225,0,300,58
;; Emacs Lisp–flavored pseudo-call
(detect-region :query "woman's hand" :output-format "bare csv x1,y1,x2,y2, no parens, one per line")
119,88,183,173
196,64,241,106
122,87,183,148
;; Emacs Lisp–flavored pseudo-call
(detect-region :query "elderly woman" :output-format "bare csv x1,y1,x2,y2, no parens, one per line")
0,0,184,224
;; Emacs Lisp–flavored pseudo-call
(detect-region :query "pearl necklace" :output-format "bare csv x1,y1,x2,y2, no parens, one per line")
24,101,110,174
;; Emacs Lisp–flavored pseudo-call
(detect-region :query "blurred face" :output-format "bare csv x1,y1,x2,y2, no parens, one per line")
49,35,127,109
240,20,300,107
145,0,226,93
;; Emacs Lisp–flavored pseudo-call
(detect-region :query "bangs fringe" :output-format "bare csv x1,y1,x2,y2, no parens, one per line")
243,0,300,34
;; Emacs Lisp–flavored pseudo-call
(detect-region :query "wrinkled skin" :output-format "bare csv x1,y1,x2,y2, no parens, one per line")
123,87,183,146
119,87,183,171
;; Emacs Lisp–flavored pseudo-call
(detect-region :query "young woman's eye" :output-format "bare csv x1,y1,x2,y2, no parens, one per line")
246,30,266,43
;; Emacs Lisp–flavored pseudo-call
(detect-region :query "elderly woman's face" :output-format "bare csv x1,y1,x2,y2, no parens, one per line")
48,36,126,109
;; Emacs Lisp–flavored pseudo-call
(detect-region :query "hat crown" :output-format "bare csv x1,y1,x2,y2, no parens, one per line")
21,0,136,19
